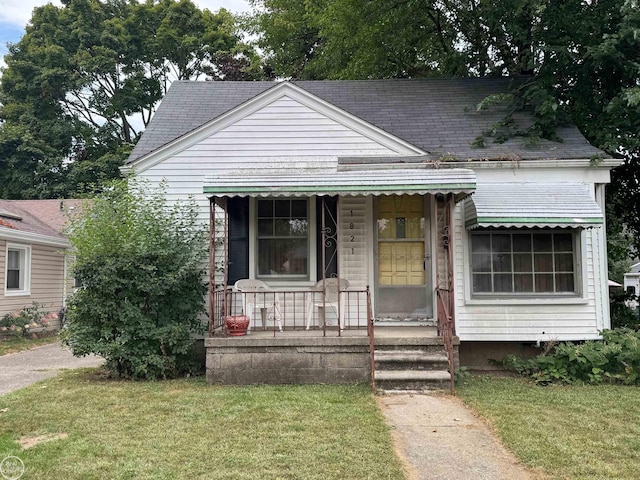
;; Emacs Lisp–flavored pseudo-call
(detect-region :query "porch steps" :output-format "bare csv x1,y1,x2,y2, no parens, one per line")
374,348,452,392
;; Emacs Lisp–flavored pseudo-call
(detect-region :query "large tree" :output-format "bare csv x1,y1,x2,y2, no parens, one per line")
251,0,640,260
0,0,264,199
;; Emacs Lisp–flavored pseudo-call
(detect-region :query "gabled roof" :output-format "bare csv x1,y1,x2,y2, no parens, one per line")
128,78,606,164
0,199,84,247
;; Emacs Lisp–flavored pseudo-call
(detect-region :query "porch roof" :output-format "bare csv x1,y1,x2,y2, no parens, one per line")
203,168,476,199
465,182,603,229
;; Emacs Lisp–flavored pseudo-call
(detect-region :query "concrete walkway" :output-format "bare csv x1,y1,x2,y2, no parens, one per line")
378,394,536,480
0,342,103,396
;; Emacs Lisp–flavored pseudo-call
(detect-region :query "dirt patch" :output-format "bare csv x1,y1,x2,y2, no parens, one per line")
19,433,68,449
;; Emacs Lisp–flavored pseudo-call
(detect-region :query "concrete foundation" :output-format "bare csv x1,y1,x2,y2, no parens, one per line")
459,341,543,371
205,336,371,384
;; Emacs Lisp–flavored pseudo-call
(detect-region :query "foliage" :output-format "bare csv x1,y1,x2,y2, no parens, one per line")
0,0,264,199
0,302,56,338
62,179,208,379
503,328,640,385
251,0,640,259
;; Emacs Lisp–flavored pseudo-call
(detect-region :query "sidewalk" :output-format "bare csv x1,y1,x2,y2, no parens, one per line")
0,342,103,396
378,393,536,480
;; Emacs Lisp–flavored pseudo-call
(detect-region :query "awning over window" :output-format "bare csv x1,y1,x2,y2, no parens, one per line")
203,168,476,199
465,182,603,229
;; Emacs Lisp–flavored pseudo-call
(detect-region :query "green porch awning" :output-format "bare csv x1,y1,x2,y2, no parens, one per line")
203,168,476,200
465,182,603,229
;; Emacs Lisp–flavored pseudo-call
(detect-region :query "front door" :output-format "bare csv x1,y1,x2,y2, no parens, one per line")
375,195,432,320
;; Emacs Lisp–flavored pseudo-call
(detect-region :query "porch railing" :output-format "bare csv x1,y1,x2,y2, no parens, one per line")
436,287,455,393
210,287,372,336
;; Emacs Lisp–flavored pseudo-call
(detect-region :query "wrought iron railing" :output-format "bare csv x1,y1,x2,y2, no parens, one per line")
436,287,456,393
210,287,372,336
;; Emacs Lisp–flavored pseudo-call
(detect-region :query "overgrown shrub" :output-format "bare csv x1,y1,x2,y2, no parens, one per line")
62,180,208,379
504,328,640,385
610,291,640,329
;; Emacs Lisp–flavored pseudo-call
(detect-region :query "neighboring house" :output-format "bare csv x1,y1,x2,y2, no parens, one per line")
0,200,83,328
624,262,640,315
123,78,619,385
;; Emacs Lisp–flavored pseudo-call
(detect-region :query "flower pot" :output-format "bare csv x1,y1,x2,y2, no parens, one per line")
225,315,250,336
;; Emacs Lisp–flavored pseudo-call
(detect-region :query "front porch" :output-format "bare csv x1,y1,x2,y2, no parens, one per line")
205,327,459,391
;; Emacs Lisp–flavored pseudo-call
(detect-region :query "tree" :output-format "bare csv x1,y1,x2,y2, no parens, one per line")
0,0,264,199
63,179,208,379
251,0,640,260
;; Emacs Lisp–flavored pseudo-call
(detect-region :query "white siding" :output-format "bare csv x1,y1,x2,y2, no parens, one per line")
338,197,369,327
136,95,403,226
454,167,609,342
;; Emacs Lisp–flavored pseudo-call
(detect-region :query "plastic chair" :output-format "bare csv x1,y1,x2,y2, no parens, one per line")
305,278,350,330
234,279,283,332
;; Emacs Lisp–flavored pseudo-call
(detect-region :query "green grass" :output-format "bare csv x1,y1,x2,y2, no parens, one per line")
0,371,404,479
0,335,59,356
457,374,640,480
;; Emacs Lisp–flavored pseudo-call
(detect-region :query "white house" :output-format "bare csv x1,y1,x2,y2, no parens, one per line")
124,78,619,385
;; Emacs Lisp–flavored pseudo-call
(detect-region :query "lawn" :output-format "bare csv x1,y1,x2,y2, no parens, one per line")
457,375,640,480
0,371,405,480
0,335,59,356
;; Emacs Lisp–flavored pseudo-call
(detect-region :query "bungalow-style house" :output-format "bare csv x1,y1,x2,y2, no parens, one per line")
123,78,619,390
0,200,82,329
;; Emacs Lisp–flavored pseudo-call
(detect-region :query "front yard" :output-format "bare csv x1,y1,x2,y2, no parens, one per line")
0,335,59,356
0,371,404,479
457,375,640,480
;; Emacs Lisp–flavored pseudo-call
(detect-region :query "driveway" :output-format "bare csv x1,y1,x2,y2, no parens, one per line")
0,342,103,396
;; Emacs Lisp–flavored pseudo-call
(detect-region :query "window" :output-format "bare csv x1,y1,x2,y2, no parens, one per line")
257,199,309,278
471,231,576,294
5,244,31,295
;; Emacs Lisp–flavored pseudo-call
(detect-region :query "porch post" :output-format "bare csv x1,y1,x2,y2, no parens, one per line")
447,193,456,335
208,196,215,336
321,196,327,336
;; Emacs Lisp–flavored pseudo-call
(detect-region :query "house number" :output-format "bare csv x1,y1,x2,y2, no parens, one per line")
350,210,356,254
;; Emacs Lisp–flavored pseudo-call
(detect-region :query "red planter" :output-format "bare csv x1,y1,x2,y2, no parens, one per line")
225,315,250,336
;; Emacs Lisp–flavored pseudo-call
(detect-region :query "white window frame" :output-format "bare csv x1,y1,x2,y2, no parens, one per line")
5,243,31,296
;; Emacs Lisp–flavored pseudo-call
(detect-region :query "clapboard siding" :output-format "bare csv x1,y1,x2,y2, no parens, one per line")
454,172,605,341
0,242,66,319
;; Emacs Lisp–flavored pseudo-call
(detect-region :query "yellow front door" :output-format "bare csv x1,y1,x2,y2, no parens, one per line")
376,195,431,319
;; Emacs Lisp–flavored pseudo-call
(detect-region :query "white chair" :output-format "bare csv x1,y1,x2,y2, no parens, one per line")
234,279,283,332
305,278,350,330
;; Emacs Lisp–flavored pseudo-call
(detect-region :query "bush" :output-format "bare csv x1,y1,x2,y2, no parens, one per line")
610,291,640,329
504,328,640,385
62,180,208,379
0,302,54,337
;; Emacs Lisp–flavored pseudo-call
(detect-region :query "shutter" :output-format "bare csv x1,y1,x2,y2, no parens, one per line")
227,197,249,284
316,196,338,280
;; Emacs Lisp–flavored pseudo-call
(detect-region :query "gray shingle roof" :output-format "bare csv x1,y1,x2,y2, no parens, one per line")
127,78,605,163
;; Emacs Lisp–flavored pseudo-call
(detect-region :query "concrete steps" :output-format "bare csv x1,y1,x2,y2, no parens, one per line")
374,344,453,392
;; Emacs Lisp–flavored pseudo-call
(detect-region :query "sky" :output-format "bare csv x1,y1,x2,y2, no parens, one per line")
0,0,252,71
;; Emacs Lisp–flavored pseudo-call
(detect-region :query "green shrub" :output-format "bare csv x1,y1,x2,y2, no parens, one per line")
504,328,640,385
62,180,208,379
610,292,640,329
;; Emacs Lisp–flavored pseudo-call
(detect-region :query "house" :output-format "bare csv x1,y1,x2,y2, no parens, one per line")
624,262,640,315
0,199,83,329
123,78,619,389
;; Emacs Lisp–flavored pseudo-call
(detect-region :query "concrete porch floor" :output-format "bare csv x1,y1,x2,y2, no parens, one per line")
213,325,440,339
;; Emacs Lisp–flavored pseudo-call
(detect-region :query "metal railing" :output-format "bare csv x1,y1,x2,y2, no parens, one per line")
210,287,372,336
436,287,456,393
